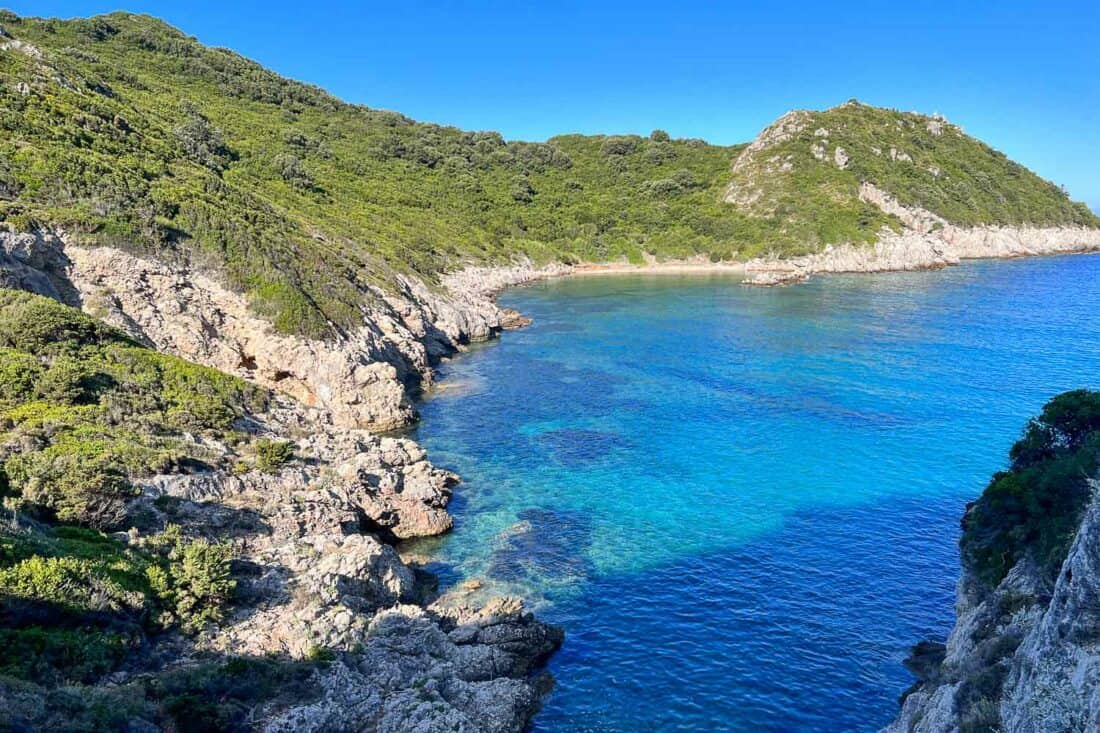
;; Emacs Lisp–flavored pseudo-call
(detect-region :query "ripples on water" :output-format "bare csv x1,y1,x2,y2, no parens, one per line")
408,255,1100,732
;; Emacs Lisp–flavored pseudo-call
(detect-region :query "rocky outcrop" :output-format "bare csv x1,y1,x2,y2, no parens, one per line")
143,402,456,541
114,393,561,732
0,229,566,732
0,230,78,303
744,184,1100,285
883,481,1100,733
0,230,564,431
264,600,561,733
723,110,808,209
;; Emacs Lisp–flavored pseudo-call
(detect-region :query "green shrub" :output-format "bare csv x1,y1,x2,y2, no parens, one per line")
274,152,313,189
599,136,639,157
36,355,96,405
0,348,41,406
510,176,535,203
0,291,118,354
254,438,294,473
640,179,683,197
0,554,144,614
148,656,321,732
6,444,136,529
174,104,233,171
0,627,133,685
961,389,1100,586
145,525,235,632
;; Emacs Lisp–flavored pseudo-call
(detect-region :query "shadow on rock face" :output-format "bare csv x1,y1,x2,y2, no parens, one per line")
488,506,594,588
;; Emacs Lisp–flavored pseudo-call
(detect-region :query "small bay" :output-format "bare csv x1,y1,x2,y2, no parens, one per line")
409,254,1100,731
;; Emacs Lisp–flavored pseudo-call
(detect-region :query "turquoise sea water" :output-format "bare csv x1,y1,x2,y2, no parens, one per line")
408,254,1100,732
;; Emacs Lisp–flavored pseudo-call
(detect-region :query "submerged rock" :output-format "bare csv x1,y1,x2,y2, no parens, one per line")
488,507,593,588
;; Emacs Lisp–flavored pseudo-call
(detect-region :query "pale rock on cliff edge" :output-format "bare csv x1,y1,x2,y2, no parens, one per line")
0,229,566,431
744,183,1100,286
0,230,565,732
883,481,1100,733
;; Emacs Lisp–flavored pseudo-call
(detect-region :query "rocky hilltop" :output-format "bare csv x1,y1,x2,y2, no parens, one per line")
884,391,1100,733
728,103,1100,284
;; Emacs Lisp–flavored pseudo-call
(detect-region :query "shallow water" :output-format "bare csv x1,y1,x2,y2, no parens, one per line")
409,254,1100,732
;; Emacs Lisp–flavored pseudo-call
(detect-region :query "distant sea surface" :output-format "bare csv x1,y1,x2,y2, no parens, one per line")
409,254,1100,732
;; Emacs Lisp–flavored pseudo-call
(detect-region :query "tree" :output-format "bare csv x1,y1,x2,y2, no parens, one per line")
510,176,536,204
37,355,93,405
671,169,700,189
600,136,639,157
145,525,236,632
274,153,314,190
961,389,1100,586
254,438,294,473
174,105,233,172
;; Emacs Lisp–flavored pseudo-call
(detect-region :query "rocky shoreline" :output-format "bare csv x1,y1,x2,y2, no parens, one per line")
742,184,1100,285
5,225,1100,731
0,230,567,731
881,481,1100,733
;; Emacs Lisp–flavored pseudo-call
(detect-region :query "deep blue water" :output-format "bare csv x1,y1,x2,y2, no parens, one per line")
408,254,1100,732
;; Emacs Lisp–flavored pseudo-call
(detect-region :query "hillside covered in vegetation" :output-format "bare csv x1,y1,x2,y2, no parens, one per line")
723,103,1096,248
961,389,1100,588
0,288,320,730
0,286,565,732
0,11,1095,337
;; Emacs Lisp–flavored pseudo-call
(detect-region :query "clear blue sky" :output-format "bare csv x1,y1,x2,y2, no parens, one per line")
8,1,1100,210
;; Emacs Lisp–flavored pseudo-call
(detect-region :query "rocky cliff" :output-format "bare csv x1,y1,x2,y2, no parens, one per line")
884,481,1100,733
1,229,567,432
0,233,565,732
883,390,1100,733
744,182,1100,285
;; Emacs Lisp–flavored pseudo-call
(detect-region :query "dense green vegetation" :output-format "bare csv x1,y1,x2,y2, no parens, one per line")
0,11,744,336
724,102,1097,253
0,288,265,528
0,289,304,727
1,522,235,679
0,647,322,732
0,11,1093,337
961,389,1100,587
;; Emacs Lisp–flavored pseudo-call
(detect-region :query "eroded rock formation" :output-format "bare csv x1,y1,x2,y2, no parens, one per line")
883,482,1100,733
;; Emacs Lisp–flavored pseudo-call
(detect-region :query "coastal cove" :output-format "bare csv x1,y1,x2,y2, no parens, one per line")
409,254,1100,732
3,8,1100,731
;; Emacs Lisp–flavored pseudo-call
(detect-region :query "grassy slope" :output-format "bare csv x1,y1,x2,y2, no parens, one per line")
0,288,265,531
0,12,1095,337
0,12,743,335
